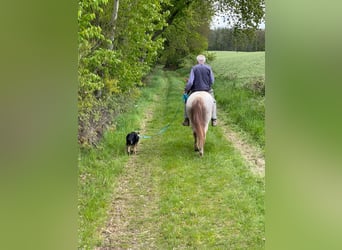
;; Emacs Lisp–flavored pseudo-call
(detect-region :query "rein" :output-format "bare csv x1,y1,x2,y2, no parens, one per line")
140,98,182,139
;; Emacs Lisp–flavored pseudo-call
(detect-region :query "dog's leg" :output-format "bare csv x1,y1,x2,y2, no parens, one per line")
133,144,137,154
126,145,131,155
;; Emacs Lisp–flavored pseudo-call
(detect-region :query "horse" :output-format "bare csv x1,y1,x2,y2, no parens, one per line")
186,91,214,156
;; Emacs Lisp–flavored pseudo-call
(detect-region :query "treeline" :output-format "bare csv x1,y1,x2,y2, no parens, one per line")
208,28,265,51
78,0,265,146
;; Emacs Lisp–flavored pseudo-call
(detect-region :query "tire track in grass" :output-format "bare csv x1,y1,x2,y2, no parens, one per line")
96,150,161,249
95,72,168,249
95,69,264,249
217,113,265,177
155,71,264,249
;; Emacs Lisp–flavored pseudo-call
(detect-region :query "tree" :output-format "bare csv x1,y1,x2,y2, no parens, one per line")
158,0,265,67
77,0,265,145
159,0,214,67
108,0,119,50
78,0,170,145
211,0,265,29
208,28,265,51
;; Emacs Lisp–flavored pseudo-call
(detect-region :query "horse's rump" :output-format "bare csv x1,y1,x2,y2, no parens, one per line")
186,91,213,127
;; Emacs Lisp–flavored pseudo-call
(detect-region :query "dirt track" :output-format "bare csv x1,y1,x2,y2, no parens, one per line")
95,74,265,249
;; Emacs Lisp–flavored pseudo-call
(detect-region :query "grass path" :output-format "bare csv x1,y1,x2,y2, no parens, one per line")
95,91,162,249
218,115,265,177
94,69,265,249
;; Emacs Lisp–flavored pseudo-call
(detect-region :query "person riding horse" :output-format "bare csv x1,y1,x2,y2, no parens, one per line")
182,54,217,126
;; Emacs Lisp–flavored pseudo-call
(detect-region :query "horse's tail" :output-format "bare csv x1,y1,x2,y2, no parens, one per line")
190,98,206,153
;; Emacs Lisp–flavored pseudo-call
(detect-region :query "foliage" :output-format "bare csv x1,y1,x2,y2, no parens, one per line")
159,0,214,68
212,0,265,29
159,0,265,67
78,0,169,145
107,0,169,89
77,0,265,145
78,0,111,145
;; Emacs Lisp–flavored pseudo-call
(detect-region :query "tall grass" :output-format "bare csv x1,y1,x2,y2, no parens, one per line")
211,51,265,148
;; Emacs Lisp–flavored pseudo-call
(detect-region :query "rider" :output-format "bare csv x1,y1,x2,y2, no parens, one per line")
182,54,217,126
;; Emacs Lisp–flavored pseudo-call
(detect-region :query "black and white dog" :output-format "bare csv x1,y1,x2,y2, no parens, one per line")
126,131,140,155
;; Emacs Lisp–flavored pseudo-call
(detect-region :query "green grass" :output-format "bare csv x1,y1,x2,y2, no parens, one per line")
210,51,265,82
210,51,265,148
148,71,264,249
78,67,167,248
78,66,265,249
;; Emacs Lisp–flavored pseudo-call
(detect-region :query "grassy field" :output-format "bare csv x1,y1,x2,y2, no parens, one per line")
210,51,265,81
79,64,265,249
210,51,265,148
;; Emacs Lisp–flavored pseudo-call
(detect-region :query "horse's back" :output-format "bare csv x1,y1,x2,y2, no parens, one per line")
186,91,213,120
186,91,213,107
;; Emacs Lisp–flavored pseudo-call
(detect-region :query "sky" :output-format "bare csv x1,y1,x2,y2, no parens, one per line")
210,15,265,29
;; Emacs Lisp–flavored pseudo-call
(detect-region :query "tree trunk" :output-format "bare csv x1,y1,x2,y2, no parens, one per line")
108,0,119,50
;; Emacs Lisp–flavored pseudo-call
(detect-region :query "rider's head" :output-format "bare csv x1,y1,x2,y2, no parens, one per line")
196,54,206,64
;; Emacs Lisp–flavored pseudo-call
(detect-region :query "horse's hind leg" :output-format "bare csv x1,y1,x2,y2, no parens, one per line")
197,136,204,157
193,132,199,151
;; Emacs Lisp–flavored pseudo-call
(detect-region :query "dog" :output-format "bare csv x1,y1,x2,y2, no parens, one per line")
126,131,140,155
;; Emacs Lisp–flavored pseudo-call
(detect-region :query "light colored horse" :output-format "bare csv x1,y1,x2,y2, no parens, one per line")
186,91,214,156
